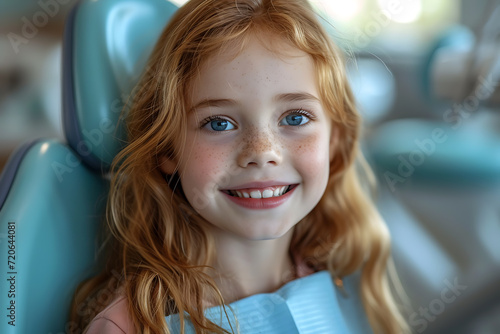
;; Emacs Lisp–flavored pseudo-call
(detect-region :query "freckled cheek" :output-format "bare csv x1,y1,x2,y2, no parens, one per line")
292,133,331,179
180,141,232,189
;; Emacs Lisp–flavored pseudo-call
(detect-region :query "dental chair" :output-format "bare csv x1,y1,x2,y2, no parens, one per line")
3,0,499,333
0,1,177,332
366,6,500,334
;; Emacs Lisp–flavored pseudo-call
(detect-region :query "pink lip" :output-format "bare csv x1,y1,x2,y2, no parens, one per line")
221,184,298,210
222,181,292,191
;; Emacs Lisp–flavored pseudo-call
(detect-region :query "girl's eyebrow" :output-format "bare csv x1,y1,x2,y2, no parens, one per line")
189,92,320,113
273,92,321,104
189,99,237,113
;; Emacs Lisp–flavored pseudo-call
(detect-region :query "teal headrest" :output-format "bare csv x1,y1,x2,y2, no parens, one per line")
63,0,178,172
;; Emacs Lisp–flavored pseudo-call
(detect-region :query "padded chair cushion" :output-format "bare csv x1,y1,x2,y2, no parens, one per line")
0,140,107,333
63,0,178,171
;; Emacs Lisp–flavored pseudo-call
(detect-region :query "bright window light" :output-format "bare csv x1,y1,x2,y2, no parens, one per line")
377,0,423,24
168,0,189,7
311,0,365,22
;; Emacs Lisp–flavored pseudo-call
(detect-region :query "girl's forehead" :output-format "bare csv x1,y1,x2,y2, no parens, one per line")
188,38,317,103
210,32,310,67
186,33,315,100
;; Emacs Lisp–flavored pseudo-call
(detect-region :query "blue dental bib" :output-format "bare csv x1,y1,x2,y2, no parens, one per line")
165,271,373,333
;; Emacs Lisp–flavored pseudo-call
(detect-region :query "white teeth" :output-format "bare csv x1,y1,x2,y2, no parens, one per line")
262,189,273,198
250,190,262,199
227,185,292,198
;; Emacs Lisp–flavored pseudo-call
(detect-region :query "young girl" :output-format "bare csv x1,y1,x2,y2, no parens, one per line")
71,0,409,333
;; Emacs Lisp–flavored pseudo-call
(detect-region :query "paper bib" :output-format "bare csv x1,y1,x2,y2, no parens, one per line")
165,270,373,333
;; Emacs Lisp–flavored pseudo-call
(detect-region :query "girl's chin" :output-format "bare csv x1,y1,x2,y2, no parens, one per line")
208,221,297,242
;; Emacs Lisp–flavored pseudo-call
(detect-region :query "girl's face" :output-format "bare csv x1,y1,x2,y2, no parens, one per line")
162,35,334,241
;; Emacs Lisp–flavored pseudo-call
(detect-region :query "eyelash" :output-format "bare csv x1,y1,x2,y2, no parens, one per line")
199,109,316,131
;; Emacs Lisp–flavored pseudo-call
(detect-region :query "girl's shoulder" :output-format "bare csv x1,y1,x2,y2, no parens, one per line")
85,294,135,334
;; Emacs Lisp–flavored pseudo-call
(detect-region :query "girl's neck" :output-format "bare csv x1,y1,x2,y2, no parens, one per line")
208,228,296,305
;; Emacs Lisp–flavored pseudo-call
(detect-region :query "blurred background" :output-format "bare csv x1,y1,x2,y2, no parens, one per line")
0,0,499,333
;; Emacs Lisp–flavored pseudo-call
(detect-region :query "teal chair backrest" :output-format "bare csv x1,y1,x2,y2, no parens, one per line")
0,1,177,333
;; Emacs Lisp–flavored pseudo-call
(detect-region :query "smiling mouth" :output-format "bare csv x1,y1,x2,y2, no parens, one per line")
221,184,297,199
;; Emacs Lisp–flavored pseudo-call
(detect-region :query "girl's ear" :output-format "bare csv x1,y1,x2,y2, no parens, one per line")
159,155,177,175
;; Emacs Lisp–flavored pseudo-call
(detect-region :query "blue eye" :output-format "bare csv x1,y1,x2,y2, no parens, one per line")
203,117,235,131
201,110,312,132
280,111,311,126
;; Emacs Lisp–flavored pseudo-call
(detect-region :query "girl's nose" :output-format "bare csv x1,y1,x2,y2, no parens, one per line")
237,129,283,168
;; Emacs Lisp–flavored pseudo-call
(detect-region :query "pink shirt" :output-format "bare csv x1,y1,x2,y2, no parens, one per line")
85,260,314,333
85,295,134,334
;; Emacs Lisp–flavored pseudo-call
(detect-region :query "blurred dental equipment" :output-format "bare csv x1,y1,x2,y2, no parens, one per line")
432,4,500,106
